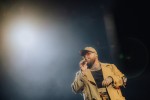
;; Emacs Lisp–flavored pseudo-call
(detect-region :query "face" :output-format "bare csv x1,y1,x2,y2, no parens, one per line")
83,51,97,68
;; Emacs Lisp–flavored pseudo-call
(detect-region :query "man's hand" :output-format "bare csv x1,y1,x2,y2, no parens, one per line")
102,77,113,87
122,76,127,85
79,59,87,75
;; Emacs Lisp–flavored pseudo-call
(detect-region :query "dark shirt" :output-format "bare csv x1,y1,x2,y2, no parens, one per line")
91,69,110,100
91,69,103,88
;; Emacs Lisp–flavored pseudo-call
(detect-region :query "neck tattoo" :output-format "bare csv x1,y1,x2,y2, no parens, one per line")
90,63,101,71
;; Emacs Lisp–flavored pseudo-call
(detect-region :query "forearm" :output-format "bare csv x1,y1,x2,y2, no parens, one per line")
110,64,127,88
109,75,125,88
71,71,84,93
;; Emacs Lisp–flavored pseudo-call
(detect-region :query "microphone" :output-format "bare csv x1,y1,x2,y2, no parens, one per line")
81,58,87,65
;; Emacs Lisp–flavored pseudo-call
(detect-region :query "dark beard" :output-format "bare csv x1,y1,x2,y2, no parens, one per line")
87,59,95,69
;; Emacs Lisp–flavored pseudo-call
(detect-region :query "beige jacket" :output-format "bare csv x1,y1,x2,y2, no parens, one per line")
71,62,126,100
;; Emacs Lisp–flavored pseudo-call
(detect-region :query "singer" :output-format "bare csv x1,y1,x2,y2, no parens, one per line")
71,47,127,100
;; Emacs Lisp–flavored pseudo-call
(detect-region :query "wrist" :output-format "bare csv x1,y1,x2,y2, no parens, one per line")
81,69,87,75
108,76,113,83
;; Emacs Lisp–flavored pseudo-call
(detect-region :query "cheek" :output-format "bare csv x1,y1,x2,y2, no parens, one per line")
91,56,97,61
90,54,95,59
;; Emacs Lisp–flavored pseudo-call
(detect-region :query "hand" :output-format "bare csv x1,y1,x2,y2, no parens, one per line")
79,59,87,75
102,77,113,87
122,76,127,85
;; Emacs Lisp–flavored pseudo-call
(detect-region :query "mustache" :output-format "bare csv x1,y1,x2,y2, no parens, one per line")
87,59,95,68
81,58,87,65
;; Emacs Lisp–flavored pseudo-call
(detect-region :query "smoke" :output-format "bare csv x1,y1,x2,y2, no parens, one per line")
0,1,108,100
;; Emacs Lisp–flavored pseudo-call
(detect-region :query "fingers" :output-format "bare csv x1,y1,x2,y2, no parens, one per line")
122,77,127,86
79,59,86,67
79,60,87,73
81,62,87,70
123,77,127,82
102,80,109,86
102,77,112,87
84,62,87,66
79,59,87,67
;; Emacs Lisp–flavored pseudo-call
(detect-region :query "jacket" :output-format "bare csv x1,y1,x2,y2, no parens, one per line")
71,62,126,100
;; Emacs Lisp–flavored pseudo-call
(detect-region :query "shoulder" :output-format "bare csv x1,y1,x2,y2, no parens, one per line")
75,70,82,75
101,62,113,66
101,62,115,69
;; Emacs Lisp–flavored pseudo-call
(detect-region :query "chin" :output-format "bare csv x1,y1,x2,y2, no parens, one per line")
87,62,93,68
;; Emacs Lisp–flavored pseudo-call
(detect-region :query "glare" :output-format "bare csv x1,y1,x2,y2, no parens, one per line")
1,12,75,99
1,5,83,100
9,18,38,50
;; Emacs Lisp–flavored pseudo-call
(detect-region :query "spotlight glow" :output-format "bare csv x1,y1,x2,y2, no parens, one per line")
9,18,38,49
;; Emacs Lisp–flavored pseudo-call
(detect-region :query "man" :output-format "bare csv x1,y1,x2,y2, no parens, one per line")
71,47,127,100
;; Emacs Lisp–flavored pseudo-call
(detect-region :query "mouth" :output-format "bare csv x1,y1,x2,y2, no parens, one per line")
85,58,90,62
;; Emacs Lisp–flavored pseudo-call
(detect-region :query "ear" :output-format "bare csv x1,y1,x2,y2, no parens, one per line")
95,54,98,58
95,54,98,57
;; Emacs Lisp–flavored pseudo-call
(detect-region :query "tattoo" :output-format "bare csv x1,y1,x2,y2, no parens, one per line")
90,63,101,71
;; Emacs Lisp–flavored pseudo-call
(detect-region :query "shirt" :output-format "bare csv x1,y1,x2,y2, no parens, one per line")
91,69,103,88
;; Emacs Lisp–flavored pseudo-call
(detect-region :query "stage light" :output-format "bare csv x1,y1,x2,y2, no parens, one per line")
8,18,38,50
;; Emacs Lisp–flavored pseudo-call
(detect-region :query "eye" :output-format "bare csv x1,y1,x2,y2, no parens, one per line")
87,52,91,55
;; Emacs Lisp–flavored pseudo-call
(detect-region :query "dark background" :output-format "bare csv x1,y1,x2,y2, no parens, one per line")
113,0,150,100
0,0,149,100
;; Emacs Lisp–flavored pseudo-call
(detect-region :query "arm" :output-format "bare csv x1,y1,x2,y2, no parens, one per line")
110,64,127,88
71,59,88,93
71,71,84,93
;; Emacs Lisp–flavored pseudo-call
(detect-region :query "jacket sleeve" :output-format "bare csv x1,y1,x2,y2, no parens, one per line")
109,64,127,88
71,70,85,93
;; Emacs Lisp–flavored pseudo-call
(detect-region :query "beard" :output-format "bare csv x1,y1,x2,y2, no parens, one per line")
87,58,96,69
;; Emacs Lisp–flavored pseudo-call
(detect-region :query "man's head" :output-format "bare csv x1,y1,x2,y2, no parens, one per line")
80,47,98,68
